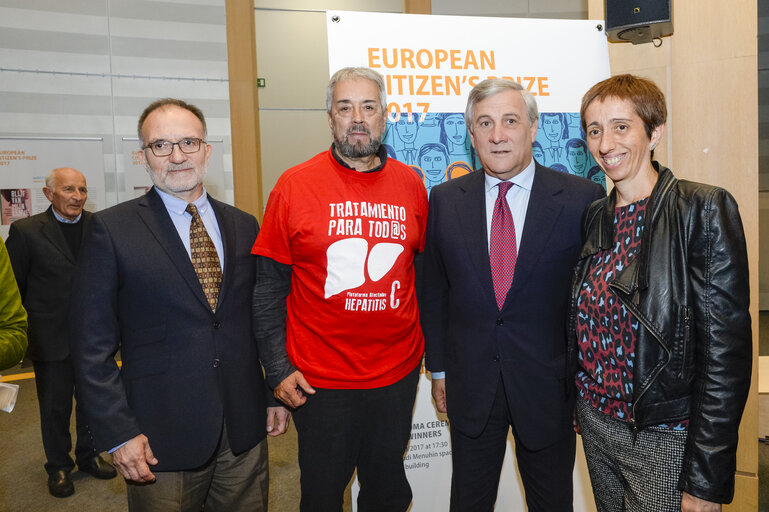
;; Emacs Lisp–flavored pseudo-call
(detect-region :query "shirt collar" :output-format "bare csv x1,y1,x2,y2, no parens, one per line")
51,208,82,224
330,143,388,173
484,157,536,193
155,186,211,217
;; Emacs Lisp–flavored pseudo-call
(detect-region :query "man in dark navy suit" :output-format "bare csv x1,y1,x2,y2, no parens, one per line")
6,167,117,498
420,79,604,512
69,98,289,511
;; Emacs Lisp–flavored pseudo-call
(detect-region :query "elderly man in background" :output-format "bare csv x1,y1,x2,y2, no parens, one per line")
5,167,116,498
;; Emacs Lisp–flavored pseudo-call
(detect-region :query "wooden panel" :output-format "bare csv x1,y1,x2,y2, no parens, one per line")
225,0,263,218
669,59,757,189
724,474,759,512
672,0,756,64
403,0,431,14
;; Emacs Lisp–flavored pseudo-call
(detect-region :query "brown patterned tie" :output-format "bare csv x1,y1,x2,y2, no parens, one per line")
186,203,222,312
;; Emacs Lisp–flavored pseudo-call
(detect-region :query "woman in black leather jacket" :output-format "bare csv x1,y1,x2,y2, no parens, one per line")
569,74,751,512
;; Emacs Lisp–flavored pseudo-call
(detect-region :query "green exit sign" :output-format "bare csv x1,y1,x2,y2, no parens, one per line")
257,78,266,88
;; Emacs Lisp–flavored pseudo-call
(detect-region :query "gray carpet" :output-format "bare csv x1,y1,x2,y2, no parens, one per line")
2,311,769,511
0,370,353,511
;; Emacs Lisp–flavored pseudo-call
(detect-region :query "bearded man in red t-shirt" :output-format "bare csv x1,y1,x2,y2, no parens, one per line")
252,67,428,512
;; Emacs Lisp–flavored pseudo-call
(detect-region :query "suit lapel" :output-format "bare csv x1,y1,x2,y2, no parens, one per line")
137,188,211,312
209,197,236,313
505,165,565,304
455,170,496,300
39,207,76,263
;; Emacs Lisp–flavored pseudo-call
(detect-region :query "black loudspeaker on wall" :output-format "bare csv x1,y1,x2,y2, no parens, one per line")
604,0,673,44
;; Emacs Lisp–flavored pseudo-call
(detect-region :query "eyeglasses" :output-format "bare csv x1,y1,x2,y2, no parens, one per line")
142,137,204,157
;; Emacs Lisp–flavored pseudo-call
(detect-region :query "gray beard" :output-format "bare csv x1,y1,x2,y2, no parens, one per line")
336,139,380,158
335,128,381,159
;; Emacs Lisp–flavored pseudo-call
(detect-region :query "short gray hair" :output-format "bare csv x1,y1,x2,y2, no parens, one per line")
326,67,387,114
465,79,539,131
45,167,80,189
45,169,57,189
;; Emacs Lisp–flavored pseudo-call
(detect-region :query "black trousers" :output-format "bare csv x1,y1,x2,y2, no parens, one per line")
33,357,97,474
449,376,576,512
292,364,420,512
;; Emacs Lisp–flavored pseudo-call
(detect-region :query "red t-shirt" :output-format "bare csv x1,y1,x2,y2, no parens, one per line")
252,149,428,389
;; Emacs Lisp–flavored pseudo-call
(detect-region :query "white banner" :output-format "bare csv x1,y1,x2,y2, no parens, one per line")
328,11,609,195
328,11,609,512
0,137,105,240
328,11,609,113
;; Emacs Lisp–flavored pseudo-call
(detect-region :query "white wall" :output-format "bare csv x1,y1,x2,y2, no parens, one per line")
0,0,234,206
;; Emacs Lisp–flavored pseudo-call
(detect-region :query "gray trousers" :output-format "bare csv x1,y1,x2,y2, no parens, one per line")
126,424,268,512
576,397,687,512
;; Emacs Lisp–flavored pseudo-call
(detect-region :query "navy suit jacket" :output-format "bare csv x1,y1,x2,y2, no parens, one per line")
6,206,92,361
421,164,604,450
69,188,271,471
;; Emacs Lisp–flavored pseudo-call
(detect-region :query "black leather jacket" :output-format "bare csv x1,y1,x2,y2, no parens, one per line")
568,164,752,503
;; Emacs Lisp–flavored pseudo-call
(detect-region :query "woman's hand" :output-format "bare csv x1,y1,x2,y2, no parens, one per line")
681,492,721,512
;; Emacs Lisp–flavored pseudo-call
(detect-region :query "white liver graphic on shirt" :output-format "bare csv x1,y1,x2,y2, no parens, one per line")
324,239,404,298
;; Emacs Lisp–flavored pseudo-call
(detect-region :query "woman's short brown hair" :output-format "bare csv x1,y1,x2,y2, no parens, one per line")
580,74,666,138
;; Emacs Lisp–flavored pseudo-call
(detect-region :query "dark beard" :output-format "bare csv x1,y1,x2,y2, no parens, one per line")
335,126,381,159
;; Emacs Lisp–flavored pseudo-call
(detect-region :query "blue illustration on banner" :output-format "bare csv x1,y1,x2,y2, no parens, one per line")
383,111,606,195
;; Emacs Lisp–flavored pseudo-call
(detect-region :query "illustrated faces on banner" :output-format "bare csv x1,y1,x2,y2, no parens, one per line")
383,111,477,193
382,109,604,190
534,112,605,188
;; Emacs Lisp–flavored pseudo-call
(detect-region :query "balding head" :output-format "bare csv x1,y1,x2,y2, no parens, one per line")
43,168,88,221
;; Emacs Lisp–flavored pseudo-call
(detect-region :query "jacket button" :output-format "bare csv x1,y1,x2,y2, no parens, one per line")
493,356,500,362
212,359,220,368
213,321,222,329
496,319,503,326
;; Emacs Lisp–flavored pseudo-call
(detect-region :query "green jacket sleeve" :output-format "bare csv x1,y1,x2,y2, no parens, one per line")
0,238,27,372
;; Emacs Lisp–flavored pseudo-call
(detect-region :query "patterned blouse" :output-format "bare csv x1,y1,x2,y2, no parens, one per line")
575,198,687,430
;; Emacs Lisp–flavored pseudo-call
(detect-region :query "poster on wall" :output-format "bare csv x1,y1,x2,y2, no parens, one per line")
327,11,609,512
121,138,227,203
0,137,105,240
328,11,609,195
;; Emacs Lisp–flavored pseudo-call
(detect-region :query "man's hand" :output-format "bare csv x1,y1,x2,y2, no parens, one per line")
274,370,315,408
266,406,291,436
681,492,721,512
432,378,447,413
573,414,581,435
112,434,158,483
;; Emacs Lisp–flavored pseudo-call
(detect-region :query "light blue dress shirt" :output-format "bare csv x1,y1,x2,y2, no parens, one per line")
51,209,82,224
155,187,224,273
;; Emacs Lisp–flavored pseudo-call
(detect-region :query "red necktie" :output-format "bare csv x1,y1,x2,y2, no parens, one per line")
490,181,517,310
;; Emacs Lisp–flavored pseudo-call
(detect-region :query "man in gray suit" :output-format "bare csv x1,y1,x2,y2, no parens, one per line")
6,167,116,498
